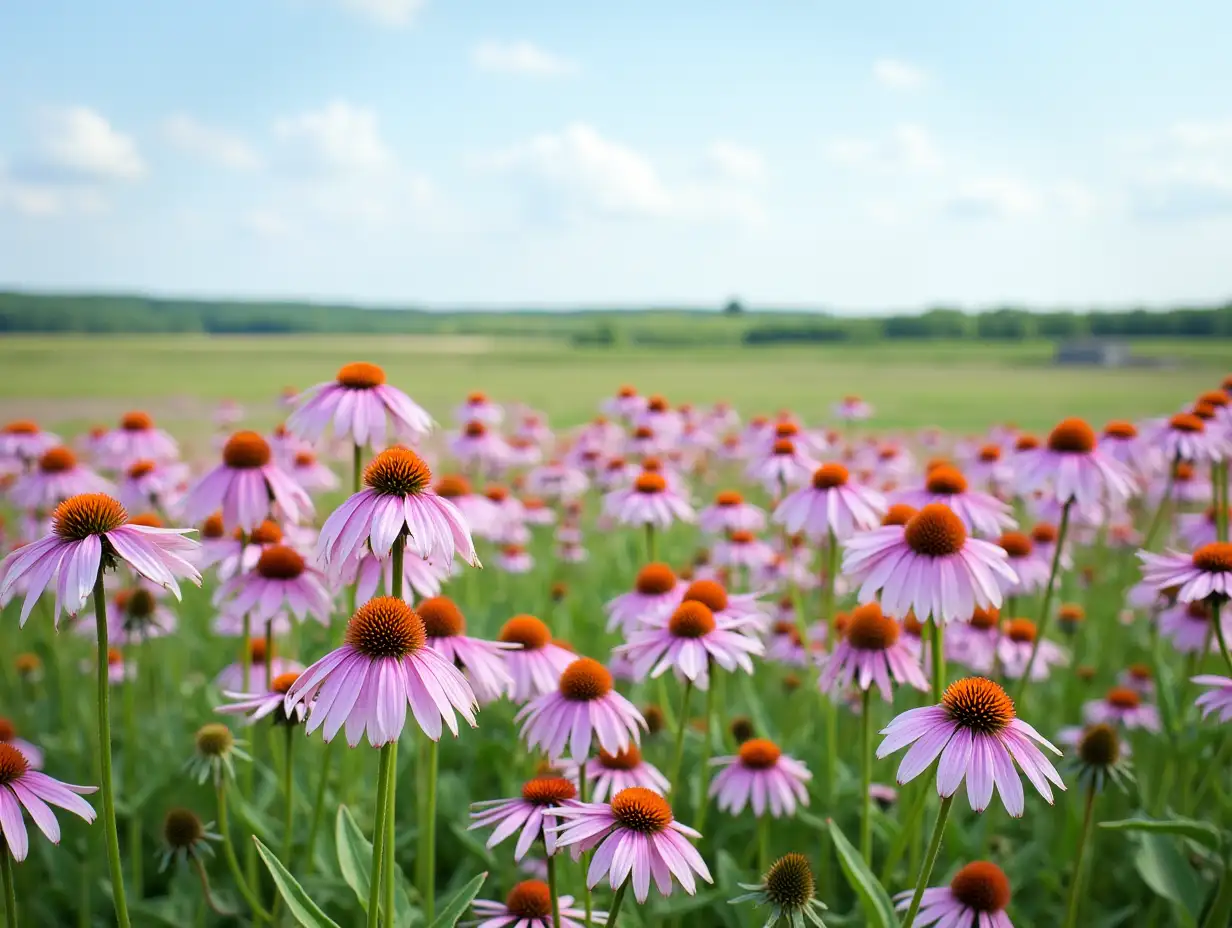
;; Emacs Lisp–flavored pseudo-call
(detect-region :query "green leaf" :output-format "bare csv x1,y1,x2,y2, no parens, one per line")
827,818,900,928
1101,817,1223,851
1133,832,1204,921
335,806,420,928
1202,867,1232,928
428,872,487,928
253,836,341,928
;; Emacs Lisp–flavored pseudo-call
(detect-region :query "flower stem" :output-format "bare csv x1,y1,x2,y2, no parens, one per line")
192,855,237,917
281,726,296,864
1013,499,1072,705
900,794,953,928
92,570,132,928
384,741,400,925
2,846,17,928
757,816,769,875
929,620,945,703
1063,784,1098,928
366,743,394,928
645,523,656,563
1209,600,1232,675
578,762,592,925
667,681,695,798
122,667,142,901
860,687,873,865
607,879,630,926
694,664,717,838
420,738,436,924
216,779,272,922
546,849,562,928
1142,456,1178,552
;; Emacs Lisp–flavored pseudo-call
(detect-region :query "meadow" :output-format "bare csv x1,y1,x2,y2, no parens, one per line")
0,333,1229,928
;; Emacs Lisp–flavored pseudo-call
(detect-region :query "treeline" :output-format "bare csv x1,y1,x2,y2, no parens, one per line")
3,291,1231,343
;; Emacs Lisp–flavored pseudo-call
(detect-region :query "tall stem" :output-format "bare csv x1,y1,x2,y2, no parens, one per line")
644,523,656,563
281,726,295,863
1142,457,1178,552
92,571,132,928
1212,601,1232,675
579,760,592,926
546,849,562,928
667,681,695,797
929,620,945,703
366,744,394,928
860,687,873,865
384,741,399,925
387,534,407,926
607,879,630,926
122,666,142,901
1,848,16,928
1013,499,1072,705
217,779,272,921
1063,785,1098,928
420,738,436,923
757,816,769,875
900,795,953,928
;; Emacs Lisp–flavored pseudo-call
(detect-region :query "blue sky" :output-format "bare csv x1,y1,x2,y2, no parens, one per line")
2,0,1231,310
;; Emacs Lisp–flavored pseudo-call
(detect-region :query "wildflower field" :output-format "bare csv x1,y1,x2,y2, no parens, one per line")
0,333,1230,928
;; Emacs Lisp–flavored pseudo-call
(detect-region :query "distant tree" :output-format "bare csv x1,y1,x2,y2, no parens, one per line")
722,298,745,315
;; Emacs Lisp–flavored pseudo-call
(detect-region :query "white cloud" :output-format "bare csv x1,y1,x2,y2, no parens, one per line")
164,114,261,170
707,141,765,184
1129,120,1232,220
472,41,577,77
337,0,424,26
244,209,295,238
824,124,942,172
945,177,1041,219
873,58,929,91
38,106,145,181
274,101,394,173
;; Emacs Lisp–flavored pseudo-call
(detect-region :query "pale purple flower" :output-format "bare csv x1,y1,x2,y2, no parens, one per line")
288,362,432,449
98,412,179,467
1083,688,1161,732
214,545,333,626
215,641,302,693
876,676,1064,816
605,563,683,634
894,861,1014,928
1158,600,1228,653
497,615,577,703
525,462,589,500
817,603,929,701
697,490,766,536
712,531,777,571
469,885,601,928
1143,412,1228,464
773,462,886,541
180,432,312,533
517,658,645,761
603,387,647,421
105,586,179,643
996,622,1069,681
1179,507,1227,550
433,475,499,539
418,596,517,705
1139,543,1232,604
455,392,504,425
284,597,478,746
634,399,684,442
469,775,579,860
0,421,60,467
1015,418,1135,508
895,466,1015,538
833,395,873,421
0,493,200,626
213,399,243,428
0,723,42,770
288,450,339,494
745,439,817,495
708,739,811,818
616,601,764,686
118,459,189,513
216,671,307,725
0,744,97,861
450,421,511,470
1101,420,1159,481
1193,675,1232,723
602,471,695,529
996,532,1052,597
340,548,448,605
569,746,670,802
10,447,113,511
843,503,1018,625
558,541,588,563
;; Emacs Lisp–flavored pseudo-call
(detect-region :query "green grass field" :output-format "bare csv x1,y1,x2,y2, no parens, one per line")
0,335,1225,434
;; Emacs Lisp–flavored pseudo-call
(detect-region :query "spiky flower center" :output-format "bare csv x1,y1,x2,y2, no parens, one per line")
246,520,281,546
634,472,667,494
739,738,782,770
728,530,755,545
417,597,466,638
950,861,1011,912
127,459,157,480
1103,420,1137,440
14,654,40,675
730,717,755,744
846,603,900,650
599,745,643,770
0,719,13,742
942,678,1015,734
202,513,226,539
163,808,205,849
121,411,154,431
610,787,673,833
504,880,552,918
345,597,426,659
1005,619,1037,643
520,776,577,805
1014,434,1040,452
271,672,300,694
646,395,668,413
634,563,677,596
293,451,316,467
716,489,744,507
772,438,796,456
683,579,728,613
812,463,849,490
969,606,1000,631
364,447,432,497
1193,542,1232,573
222,431,271,469
617,385,637,398
559,658,612,701
499,615,551,650
643,704,665,734
978,445,1001,463
904,503,967,557
1078,723,1120,767
336,362,386,389
668,601,716,639
765,853,815,909
122,588,156,619
485,486,509,503
39,446,77,473
925,465,968,495
1048,418,1096,454
256,545,305,580
3,420,38,435
464,420,487,438
882,503,917,527
1170,412,1204,434
128,513,163,528
195,724,234,758
52,493,128,541
1106,686,1140,709
1128,662,1151,681
1031,523,1057,545
998,532,1033,559
434,474,471,498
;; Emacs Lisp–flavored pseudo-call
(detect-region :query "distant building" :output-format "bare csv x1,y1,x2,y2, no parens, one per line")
1054,339,1133,367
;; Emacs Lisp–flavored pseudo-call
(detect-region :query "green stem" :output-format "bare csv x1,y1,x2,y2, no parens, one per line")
122,669,142,901
900,795,953,928
92,571,132,928
546,850,562,928
303,741,335,874
667,681,695,797
860,687,873,865
1142,457,1178,552
265,619,274,691
366,744,394,928
281,727,295,864
1,847,16,928
694,664,717,838
1012,499,1072,705
929,620,945,703
1212,601,1232,675
239,612,259,897
384,741,399,925
1063,785,1098,928
579,760,592,926
757,816,769,875
216,780,272,922
607,879,630,926
645,523,656,563
353,442,364,495
421,738,436,924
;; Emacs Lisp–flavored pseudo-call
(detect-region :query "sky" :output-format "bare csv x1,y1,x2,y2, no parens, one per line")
2,0,1232,311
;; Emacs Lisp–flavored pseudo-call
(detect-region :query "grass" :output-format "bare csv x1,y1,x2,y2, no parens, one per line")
0,335,1224,434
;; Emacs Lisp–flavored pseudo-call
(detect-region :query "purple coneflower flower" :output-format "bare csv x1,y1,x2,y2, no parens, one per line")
995,531,1052,596
697,489,766,536
1139,542,1232,603
0,420,60,467
10,446,113,511
895,861,1014,928
708,738,811,818
517,658,645,760
455,390,504,425
947,606,1001,673
1101,420,1158,481
773,462,887,541
1193,675,1232,723
1179,505,1231,550
679,578,770,634
470,880,602,928
876,676,1064,815
603,385,647,421
843,503,1017,624
497,615,577,703
318,446,479,571
895,465,1015,537
0,493,200,626
433,474,498,537
1144,411,1228,464
617,600,764,686
118,459,188,513
0,719,42,769
605,563,683,634
570,745,670,802
469,775,579,860
1157,600,1229,654
547,787,712,902
602,471,695,529
215,638,302,692
996,619,1068,681
525,461,589,500
497,544,534,574
0,743,97,861
450,420,511,471
216,671,307,725
99,411,179,466
1015,417,1135,508
834,395,873,421
286,597,477,745
288,450,339,494
107,585,178,643
418,596,516,705
341,548,447,605
818,602,929,700
214,544,333,626
288,361,432,448
181,431,312,533
196,516,286,581
1083,687,1161,731
712,530,777,572
746,438,817,495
